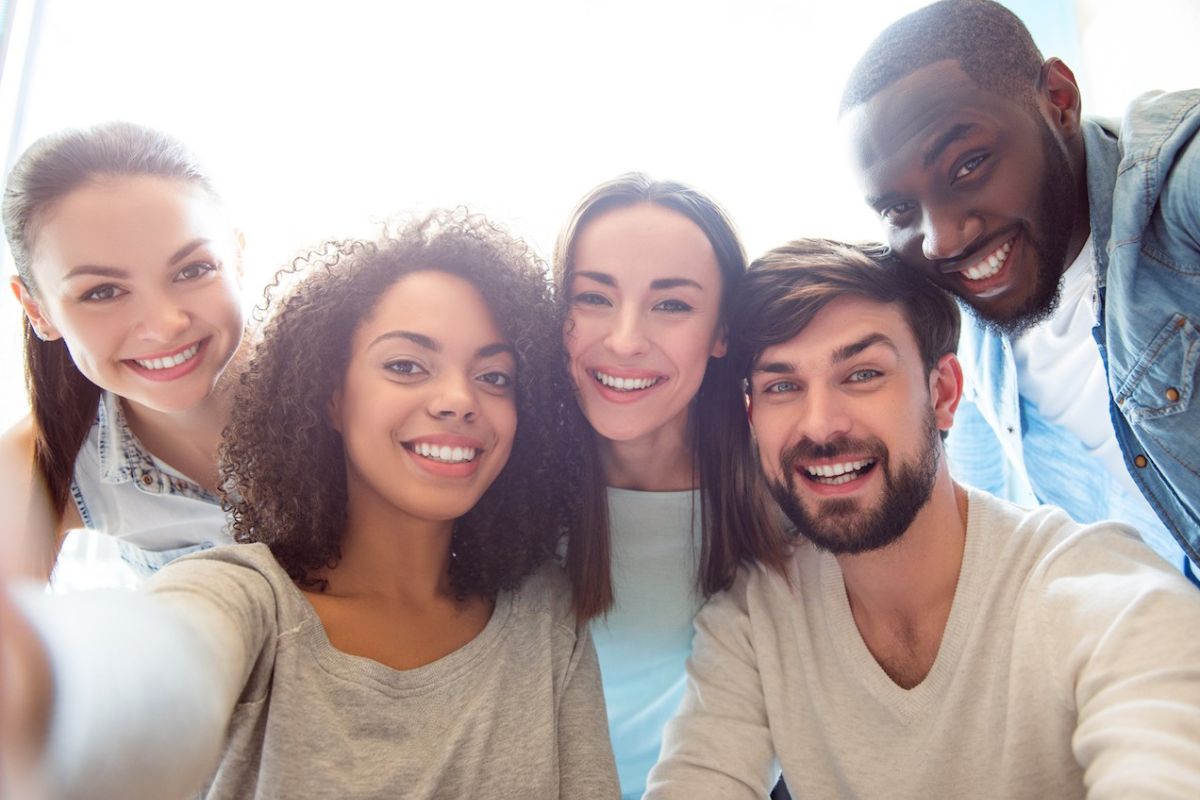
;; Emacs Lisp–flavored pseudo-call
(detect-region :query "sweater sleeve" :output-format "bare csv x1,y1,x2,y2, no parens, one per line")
556,623,620,799
644,572,776,799
13,553,276,800
1035,523,1200,799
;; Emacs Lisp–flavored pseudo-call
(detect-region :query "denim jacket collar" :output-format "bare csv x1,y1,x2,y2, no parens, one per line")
95,391,219,503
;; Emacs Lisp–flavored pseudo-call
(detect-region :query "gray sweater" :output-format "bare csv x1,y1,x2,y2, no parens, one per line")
23,543,619,799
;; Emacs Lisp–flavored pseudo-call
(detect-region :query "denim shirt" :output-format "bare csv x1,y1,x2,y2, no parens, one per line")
71,391,233,576
949,90,1200,570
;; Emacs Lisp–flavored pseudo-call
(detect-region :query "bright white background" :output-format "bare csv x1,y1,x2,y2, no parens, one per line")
1,0,1198,434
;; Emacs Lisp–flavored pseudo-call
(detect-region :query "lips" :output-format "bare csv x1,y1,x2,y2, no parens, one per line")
588,367,668,402
940,233,1020,300
401,434,486,477
122,338,209,382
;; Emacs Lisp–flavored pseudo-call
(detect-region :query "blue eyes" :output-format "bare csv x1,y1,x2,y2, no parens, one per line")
757,370,883,395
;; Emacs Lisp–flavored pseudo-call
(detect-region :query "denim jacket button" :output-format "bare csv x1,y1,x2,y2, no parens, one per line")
1166,387,1181,402
1134,455,1149,468
140,473,154,485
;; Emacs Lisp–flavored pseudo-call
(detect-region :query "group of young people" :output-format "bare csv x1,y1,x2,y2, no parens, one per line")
2,1,1199,798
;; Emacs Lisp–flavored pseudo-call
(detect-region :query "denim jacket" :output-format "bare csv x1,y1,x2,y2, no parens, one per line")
71,391,232,576
949,90,1200,567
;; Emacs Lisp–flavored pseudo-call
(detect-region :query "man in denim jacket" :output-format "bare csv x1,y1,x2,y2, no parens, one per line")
839,0,1199,582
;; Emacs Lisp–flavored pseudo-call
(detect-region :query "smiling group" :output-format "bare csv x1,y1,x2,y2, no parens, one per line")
3,1,1200,798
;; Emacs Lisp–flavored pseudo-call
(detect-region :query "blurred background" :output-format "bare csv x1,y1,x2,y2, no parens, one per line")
1,0,1198,584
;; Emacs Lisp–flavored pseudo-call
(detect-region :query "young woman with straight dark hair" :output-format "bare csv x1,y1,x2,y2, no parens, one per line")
2,121,246,578
555,173,786,798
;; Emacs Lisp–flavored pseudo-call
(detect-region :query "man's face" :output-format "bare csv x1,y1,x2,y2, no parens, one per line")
748,296,944,553
843,60,1078,337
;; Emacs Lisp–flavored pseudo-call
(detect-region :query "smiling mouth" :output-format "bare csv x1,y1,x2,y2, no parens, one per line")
130,340,203,371
802,458,877,486
592,369,663,392
957,238,1013,283
403,442,479,464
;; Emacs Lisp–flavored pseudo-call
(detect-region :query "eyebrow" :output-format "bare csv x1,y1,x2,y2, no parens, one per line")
368,330,514,359
922,123,977,169
574,270,704,291
751,333,899,375
62,238,213,280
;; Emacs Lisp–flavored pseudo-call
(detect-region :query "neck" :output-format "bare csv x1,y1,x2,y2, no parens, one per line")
320,478,457,602
835,473,969,634
120,344,245,492
598,416,696,491
1064,136,1092,269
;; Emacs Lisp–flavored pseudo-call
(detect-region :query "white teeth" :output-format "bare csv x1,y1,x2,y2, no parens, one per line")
804,459,876,484
961,240,1012,282
134,342,201,370
594,370,660,392
412,442,477,464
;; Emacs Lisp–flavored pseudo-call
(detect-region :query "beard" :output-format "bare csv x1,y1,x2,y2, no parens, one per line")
963,115,1079,339
767,407,941,555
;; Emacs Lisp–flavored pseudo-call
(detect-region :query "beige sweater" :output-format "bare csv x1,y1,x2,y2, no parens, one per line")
646,490,1200,799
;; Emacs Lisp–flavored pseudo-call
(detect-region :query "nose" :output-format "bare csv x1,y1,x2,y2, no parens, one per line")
796,384,852,445
920,206,983,263
427,372,478,422
134,295,191,343
604,307,649,359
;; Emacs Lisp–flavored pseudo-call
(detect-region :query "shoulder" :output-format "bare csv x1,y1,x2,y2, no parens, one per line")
511,560,580,638
145,542,295,625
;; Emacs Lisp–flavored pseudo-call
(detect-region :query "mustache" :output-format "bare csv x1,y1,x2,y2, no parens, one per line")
779,436,888,471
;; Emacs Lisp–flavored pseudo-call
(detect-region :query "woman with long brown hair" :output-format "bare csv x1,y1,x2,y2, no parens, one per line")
2,121,246,578
556,173,786,798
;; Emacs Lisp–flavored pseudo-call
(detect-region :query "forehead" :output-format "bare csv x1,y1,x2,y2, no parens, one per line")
755,295,918,368
32,175,228,269
573,202,719,284
842,59,1028,183
358,270,506,349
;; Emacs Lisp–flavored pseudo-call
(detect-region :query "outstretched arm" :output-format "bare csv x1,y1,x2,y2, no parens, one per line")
1,558,271,799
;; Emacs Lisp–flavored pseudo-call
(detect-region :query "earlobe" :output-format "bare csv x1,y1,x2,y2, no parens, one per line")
11,277,61,341
1039,58,1082,137
328,389,344,434
711,326,728,359
929,353,964,434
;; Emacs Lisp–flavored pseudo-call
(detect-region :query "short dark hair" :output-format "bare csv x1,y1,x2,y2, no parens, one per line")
732,238,960,379
221,209,575,597
839,0,1044,115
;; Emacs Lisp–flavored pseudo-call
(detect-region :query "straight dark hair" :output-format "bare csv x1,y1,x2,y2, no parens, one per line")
2,121,218,515
554,173,786,619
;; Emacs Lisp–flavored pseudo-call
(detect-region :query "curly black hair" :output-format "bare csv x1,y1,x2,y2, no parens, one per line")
220,209,579,596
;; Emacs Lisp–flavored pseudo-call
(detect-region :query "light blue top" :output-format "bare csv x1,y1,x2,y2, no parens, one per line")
71,391,232,576
948,90,1200,582
591,488,704,800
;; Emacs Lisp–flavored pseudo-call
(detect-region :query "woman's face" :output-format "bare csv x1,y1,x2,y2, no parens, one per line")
564,202,726,447
15,175,244,415
330,270,517,525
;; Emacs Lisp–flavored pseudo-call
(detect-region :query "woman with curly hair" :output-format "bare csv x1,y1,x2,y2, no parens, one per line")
555,174,787,799
1,121,246,579
2,211,619,799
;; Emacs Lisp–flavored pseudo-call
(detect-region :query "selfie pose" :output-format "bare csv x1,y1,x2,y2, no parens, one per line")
4,212,619,799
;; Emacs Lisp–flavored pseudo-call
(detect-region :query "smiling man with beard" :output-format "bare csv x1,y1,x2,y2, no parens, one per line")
839,0,1200,585
644,239,1200,799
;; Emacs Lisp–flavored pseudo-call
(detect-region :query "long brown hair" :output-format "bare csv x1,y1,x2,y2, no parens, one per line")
554,173,786,619
2,121,219,515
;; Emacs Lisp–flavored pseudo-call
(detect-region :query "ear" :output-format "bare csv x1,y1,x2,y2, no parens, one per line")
928,352,963,435
710,325,728,359
1039,58,1082,138
233,228,247,281
328,388,344,434
10,277,61,341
